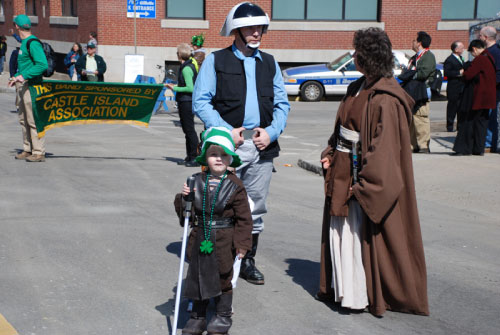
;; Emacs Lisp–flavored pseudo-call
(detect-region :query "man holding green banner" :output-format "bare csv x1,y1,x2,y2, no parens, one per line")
8,15,163,156
9,14,48,162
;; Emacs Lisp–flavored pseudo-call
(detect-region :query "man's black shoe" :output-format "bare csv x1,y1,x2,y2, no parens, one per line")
239,258,265,285
185,160,200,167
177,157,191,165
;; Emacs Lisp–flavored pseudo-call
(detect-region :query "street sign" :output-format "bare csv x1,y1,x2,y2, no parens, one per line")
127,0,156,19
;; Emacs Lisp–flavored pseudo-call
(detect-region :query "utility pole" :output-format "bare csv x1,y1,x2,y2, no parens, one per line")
133,0,137,54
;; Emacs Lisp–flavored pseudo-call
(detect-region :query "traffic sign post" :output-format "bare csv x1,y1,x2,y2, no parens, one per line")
127,1,156,53
127,0,156,19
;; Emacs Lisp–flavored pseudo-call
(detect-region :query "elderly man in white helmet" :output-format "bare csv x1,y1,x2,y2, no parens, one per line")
193,2,290,287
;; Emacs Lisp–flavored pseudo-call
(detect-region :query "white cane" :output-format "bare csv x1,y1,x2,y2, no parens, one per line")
172,176,196,335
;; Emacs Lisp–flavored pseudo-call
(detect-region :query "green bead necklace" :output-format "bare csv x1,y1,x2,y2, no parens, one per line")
200,171,228,254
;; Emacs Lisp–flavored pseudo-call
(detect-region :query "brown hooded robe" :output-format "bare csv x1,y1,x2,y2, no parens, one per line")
318,77,429,316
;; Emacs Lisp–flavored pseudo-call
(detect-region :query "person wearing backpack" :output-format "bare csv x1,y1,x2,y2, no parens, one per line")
8,14,48,163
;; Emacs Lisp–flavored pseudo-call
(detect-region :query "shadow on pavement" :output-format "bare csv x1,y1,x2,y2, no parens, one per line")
156,291,191,334
285,258,370,316
11,150,166,161
166,241,182,258
285,258,320,298
165,156,186,164
432,135,456,152
45,154,165,160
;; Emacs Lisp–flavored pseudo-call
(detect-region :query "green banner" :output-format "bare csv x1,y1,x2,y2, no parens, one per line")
29,80,164,137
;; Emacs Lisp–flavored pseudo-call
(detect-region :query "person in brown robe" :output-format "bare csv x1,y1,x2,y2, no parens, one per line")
174,127,253,334
317,27,429,316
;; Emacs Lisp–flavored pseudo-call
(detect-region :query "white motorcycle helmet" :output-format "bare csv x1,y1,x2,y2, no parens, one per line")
220,2,270,49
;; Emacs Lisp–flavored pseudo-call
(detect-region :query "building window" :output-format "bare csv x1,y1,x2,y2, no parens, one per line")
0,0,4,16
25,0,36,16
442,0,500,20
166,0,204,19
272,0,378,21
62,0,77,17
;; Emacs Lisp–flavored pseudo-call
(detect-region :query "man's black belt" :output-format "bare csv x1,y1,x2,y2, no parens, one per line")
193,216,234,229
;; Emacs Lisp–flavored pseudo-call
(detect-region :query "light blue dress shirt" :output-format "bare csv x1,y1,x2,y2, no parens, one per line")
193,44,290,142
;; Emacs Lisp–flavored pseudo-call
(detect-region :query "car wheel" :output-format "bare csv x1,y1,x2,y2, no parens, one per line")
300,81,324,102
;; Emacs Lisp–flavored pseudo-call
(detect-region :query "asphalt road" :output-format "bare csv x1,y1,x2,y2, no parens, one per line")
1,91,499,335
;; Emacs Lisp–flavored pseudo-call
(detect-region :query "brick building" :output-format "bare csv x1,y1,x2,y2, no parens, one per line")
0,0,499,82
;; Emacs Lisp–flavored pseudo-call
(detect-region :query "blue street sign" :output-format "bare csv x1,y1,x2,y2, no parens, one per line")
127,0,156,19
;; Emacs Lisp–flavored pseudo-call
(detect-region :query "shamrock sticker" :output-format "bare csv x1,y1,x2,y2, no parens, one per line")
200,240,214,254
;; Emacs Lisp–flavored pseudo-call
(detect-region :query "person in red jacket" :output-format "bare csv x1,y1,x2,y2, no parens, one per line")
452,39,497,156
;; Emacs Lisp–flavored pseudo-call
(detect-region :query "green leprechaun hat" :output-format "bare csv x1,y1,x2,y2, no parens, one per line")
191,33,205,47
195,127,242,168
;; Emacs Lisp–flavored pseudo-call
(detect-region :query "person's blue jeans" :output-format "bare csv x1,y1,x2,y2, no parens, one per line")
0,56,5,73
485,108,498,152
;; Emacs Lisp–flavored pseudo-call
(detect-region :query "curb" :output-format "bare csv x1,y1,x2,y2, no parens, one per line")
297,159,322,176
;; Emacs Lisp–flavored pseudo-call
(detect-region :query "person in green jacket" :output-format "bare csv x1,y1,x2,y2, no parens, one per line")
8,14,48,162
166,43,200,167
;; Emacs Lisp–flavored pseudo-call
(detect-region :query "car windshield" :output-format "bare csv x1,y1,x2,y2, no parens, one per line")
328,52,352,71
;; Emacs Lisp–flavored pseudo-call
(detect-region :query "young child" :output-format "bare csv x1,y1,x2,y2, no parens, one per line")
174,127,253,335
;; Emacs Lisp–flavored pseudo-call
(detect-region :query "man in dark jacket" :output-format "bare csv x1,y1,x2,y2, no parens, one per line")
75,43,106,82
408,31,436,153
444,41,465,132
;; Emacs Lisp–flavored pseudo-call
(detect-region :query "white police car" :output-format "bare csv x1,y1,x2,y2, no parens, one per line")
282,51,410,101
